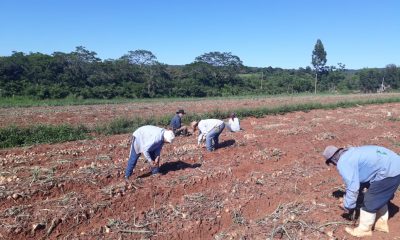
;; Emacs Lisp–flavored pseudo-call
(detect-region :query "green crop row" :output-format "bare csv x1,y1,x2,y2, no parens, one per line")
1,96,400,149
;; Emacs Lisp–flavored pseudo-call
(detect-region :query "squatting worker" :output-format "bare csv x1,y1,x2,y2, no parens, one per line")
125,125,175,179
323,145,400,237
191,119,225,152
170,109,188,136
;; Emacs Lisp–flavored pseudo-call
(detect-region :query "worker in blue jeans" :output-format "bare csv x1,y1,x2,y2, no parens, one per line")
323,145,400,237
125,125,175,179
191,119,225,151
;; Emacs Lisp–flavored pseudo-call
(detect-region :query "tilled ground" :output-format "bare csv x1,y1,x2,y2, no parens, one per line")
1,103,400,239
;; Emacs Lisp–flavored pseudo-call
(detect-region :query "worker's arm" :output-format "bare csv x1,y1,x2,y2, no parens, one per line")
145,141,163,163
198,132,205,145
341,170,360,210
343,188,359,210
142,150,153,163
152,156,160,168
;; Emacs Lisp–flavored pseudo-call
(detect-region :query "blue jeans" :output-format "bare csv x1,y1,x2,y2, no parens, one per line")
363,174,400,212
206,123,225,151
125,142,159,179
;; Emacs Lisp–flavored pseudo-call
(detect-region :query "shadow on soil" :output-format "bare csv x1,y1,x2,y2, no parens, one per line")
138,161,202,178
388,202,399,218
218,139,235,148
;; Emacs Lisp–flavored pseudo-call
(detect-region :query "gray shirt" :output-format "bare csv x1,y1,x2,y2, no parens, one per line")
133,125,165,162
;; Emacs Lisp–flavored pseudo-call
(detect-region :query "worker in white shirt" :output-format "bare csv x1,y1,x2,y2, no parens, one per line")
227,113,240,132
191,119,225,151
125,125,175,179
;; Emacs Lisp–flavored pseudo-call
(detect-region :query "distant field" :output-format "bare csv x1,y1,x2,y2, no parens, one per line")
1,93,400,128
0,92,378,108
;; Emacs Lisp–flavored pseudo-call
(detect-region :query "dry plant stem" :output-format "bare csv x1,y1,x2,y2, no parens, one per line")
271,225,292,240
44,218,61,238
118,229,153,234
133,222,151,228
317,221,352,229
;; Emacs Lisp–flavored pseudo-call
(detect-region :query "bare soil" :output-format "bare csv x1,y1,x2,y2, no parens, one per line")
1,93,400,127
1,101,400,239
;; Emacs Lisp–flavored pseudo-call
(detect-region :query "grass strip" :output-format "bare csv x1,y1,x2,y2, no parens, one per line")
96,96,400,135
1,96,400,148
0,124,89,149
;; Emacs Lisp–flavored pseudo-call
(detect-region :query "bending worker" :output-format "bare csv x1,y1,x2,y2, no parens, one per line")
170,109,188,136
323,145,400,237
125,125,175,179
191,119,225,152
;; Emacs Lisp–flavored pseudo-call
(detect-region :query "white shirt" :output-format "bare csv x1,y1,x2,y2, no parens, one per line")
228,117,240,132
132,125,165,162
197,119,224,144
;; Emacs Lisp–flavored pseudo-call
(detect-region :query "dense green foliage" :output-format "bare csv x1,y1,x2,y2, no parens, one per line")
1,46,399,99
2,95,400,148
0,124,89,148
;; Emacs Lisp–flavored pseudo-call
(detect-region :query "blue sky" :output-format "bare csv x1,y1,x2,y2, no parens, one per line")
1,0,399,69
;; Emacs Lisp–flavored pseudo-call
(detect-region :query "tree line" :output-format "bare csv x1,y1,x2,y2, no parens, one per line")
0,43,399,99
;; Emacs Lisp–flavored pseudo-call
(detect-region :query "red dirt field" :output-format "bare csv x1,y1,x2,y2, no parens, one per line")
1,102,400,239
1,92,400,127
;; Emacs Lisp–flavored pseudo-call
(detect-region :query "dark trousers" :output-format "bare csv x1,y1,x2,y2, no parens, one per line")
125,142,140,178
363,174,400,213
125,141,159,178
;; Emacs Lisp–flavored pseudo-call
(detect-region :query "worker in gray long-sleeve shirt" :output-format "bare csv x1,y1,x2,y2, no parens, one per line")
322,145,400,237
125,125,175,179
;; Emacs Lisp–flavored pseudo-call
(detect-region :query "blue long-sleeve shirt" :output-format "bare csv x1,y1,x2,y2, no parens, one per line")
337,145,400,209
132,125,165,162
170,114,181,131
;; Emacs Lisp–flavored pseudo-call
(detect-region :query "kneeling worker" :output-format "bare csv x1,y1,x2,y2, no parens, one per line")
323,145,400,237
125,125,175,179
170,109,188,136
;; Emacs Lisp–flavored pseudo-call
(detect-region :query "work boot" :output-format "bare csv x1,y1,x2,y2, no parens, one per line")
374,205,389,233
345,208,375,237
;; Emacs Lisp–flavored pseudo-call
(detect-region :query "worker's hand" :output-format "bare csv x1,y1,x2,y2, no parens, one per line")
338,202,346,211
341,208,356,221
153,157,160,167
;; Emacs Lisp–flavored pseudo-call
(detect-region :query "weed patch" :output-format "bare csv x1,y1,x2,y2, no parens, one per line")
0,124,89,148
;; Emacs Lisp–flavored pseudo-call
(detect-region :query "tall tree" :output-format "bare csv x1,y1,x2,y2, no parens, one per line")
120,50,159,97
311,39,327,94
120,50,157,66
194,52,243,89
195,51,242,68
